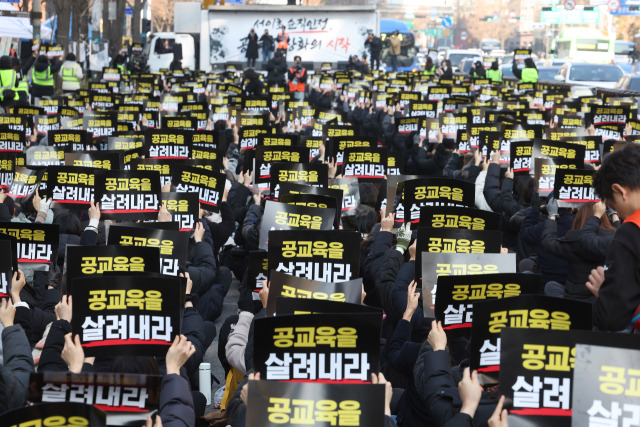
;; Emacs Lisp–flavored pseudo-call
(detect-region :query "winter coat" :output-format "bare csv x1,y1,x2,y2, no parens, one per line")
1,325,34,411
245,33,259,60
388,35,401,56
159,374,195,427
541,217,614,301
259,34,274,52
265,56,287,85
365,36,383,55
443,152,481,183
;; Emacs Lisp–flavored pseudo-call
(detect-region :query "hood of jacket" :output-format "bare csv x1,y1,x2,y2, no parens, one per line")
34,60,49,72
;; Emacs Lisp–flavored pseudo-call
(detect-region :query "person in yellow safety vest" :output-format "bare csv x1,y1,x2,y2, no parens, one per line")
276,26,290,61
10,57,29,104
423,56,435,76
486,60,503,83
512,57,538,83
60,53,83,94
29,54,61,101
0,55,18,103
287,55,307,100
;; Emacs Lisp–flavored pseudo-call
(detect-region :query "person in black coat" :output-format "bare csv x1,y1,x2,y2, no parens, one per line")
265,51,287,86
245,29,259,68
243,68,264,97
541,201,618,302
364,33,383,70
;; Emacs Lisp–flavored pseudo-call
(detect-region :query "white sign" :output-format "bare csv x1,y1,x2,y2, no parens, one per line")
206,10,377,64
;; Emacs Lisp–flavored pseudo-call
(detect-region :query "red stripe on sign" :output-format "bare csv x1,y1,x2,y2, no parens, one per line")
510,408,572,417
477,365,500,372
7,194,27,198
443,322,472,330
149,156,189,160
82,339,172,347
18,259,50,263
55,200,91,204
93,404,148,413
101,209,159,214
513,168,529,173
353,175,385,179
283,379,369,384
560,199,600,203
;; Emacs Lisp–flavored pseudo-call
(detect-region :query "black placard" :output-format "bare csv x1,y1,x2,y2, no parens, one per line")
276,297,383,316
402,177,475,224
145,129,191,159
246,381,385,427
47,166,100,208
2,402,106,427
270,163,328,200
255,146,309,186
0,222,59,271
419,206,501,231
0,239,12,297
469,295,592,383
268,230,360,283
172,164,226,213
161,191,199,231
253,312,380,382
328,177,360,218
342,147,388,180
107,224,189,276
553,169,598,208
71,275,185,357
65,151,123,170
94,170,161,221
259,201,335,250
266,270,362,316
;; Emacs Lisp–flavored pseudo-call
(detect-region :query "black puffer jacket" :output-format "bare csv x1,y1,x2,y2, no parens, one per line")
541,216,616,301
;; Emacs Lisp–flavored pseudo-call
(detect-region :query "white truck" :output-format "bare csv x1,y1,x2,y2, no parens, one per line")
146,3,380,72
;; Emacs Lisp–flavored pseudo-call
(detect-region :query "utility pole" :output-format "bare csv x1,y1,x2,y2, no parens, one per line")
31,0,42,47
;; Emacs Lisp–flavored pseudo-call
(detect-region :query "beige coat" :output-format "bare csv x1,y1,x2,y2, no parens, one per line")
388,35,401,56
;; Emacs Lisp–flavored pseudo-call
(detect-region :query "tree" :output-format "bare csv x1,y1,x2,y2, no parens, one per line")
103,0,127,57
130,0,145,43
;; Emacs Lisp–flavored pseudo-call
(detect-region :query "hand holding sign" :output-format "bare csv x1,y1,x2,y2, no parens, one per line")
62,334,85,373
403,281,420,322
11,270,25,303
488,396,508,427
428,320,447,351
458,368,483,418
55,295,72,323
0,298,15,327
166,335,195,375
586,265,605,297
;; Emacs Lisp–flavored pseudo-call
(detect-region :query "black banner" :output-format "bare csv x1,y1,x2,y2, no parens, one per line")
2,402,106,427
259,201,335,250
268,230,360,283
266,270,362,316
65,151,123,170
172,164,226,213
71,275,185,357
435,273,541,337
469,295,592,383
246,380,385,427
253,312,380,382
94,170,161,221
0,222,59,271
419,206,501,231
107,224,189,276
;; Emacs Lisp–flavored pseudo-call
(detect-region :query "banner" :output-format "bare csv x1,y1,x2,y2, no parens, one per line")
402,178,475,224
419,206,501,231
435,273,541,337
259,200,335,250
161,192,199,232
172,164,226,213
553,169,598,208
65,245,161,294
246,380,385,427
253,312,380,382
2,402,106,427
0,222,59,271
94,170,161,221
266,270,362,316
421,252,516,318
107,225,189,276
268,230,360,283
47,166,100,208
469,295,592,383
71,275,185,357
499,328,640,427
30,371,161,418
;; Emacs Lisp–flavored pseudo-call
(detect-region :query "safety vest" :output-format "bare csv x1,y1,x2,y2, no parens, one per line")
521,67,538,83
61,63,79,84
472,71,484,78
32,66,53,86
277,33,289,50
116,63,129,76
487,69,503,83
0,69,17,100
288,66,306,92
423,65,435,76
15,80,28,100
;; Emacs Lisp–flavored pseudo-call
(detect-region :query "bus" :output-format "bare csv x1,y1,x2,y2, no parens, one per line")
380,19,419,72
552,28,614,64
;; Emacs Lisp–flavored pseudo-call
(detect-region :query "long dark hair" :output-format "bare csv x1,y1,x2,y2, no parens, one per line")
572,202,615,231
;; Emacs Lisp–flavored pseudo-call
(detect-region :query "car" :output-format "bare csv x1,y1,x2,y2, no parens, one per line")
458,56,483,75
553,62,624,89
614,74,640,91
500,64,516,79
615,41,634,63
538,66,561,82
446,49,484,69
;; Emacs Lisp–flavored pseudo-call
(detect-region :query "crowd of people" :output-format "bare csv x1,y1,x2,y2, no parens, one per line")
0,39,639,427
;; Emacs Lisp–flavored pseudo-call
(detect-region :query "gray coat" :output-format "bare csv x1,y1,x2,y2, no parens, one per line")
1,324,34,411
